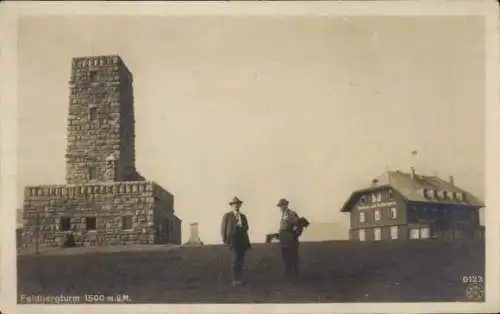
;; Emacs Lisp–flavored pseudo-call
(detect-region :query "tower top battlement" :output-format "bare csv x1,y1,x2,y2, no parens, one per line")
72,55,125,69
69,55,133,85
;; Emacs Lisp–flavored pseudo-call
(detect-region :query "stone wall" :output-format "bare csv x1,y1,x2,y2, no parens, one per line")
21,181,181,247
66,55,136,184
152,184,181,244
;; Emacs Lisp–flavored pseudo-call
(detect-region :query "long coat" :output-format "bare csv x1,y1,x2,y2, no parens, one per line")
279,209,300,247
220,212,251,251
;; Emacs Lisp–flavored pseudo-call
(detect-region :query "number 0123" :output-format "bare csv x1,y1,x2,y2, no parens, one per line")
462,275,484,283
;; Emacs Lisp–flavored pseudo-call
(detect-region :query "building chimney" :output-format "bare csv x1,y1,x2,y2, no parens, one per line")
449,175,454,186
410,167,416,180
372,179,379,186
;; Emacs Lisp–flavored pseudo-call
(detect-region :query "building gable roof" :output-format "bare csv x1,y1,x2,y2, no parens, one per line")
341,170,484,212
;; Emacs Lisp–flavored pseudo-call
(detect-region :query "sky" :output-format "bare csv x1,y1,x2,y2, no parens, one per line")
16,15,485,244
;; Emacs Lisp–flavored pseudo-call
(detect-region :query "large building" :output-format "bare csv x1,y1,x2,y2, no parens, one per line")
341,168,484,242
20,55,182,248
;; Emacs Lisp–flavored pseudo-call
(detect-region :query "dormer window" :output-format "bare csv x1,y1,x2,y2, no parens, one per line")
360,196,367,204
456,192,466,201
422,188,432,199
388,190,394,200
371,193,377,203
438,190,445,199
434,190,443,199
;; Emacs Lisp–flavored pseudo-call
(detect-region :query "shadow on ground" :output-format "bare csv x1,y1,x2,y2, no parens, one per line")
17,239,484,303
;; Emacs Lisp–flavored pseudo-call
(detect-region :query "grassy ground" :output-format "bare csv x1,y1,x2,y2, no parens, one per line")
17,239,484,303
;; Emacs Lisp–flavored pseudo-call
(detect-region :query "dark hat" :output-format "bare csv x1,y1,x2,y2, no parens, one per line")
276,198,289,207
229,196,243,205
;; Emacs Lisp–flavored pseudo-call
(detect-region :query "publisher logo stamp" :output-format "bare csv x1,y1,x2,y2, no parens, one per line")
462,275,485,301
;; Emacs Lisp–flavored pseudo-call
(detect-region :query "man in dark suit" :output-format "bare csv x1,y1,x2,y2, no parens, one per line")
277,198,301,279
221,196,251,286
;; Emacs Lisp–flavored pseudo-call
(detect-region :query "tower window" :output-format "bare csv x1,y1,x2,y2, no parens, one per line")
122,215,133,230
89,107,97,121
60,217,71,231
86,217,97,230
88,166,97,180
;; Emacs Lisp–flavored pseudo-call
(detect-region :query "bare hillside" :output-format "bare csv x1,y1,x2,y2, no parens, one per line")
17,239,484,303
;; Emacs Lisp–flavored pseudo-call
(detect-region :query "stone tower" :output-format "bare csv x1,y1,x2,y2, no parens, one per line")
21,54,182,249
66,55,136,184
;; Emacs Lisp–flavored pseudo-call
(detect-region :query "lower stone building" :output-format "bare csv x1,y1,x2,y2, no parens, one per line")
21,181,181,247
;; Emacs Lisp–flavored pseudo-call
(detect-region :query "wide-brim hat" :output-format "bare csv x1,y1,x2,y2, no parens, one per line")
229,196,243,205
276,198,289,207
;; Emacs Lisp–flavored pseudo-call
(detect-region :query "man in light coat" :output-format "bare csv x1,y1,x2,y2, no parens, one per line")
221,196,251,286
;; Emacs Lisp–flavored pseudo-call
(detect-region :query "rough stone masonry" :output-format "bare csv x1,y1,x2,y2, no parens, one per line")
21,55,182,248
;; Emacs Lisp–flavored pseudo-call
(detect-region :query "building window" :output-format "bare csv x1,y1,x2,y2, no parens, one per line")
358,229,365,242
374,228,381,241
88,166,97,180
89,107,97,121
60,217,71,231
409,228,420,239
371,193,377,203
420,227,430,239
89,70,98,82
374,209,381,221
471,211,477,223
390,226,398,239
122,215,133,230
390,207,397,219
359,212,366,223
376,193,382,202
86,217,97,230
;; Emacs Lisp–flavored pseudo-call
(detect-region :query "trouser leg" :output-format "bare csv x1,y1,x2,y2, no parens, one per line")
281,247,292,277
290,246,299,277
231,249,245,281
236,250,246,280
231,250,238,281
